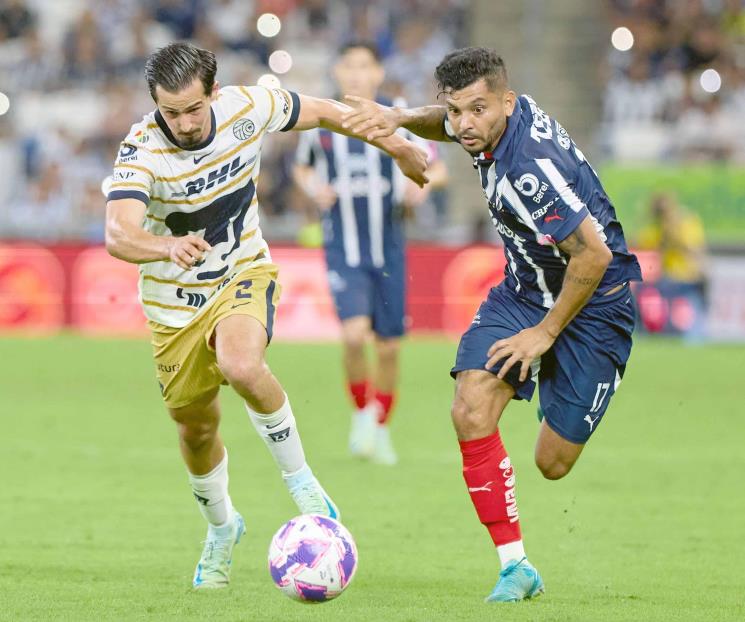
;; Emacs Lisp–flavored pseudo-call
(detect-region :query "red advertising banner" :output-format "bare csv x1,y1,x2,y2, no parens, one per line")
0,242,685,340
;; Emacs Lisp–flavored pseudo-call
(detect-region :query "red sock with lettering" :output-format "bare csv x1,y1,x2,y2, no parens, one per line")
348,381,369,410
374,391,395,425
459,430,522,549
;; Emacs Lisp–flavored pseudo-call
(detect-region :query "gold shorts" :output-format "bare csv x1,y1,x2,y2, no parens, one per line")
149,263,281,409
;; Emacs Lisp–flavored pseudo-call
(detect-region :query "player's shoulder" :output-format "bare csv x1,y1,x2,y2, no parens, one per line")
120,111,159,148
510,94,574,173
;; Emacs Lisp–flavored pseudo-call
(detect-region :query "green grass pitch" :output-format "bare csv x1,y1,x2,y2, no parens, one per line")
1,335,743,621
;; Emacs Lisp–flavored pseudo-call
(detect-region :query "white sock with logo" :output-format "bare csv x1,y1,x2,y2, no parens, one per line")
497,539,526,569
188,449,233,528
246,394,306,476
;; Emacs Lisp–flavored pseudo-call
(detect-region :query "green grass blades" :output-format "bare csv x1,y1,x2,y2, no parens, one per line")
1,335,743,621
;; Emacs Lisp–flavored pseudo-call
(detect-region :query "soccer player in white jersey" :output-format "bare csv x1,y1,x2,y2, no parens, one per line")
104,42,428,589
294,42,448,466
342,48,641,602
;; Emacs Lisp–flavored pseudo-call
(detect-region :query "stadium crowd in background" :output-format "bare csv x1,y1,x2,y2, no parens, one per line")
602,0,745,161
0,0,465,241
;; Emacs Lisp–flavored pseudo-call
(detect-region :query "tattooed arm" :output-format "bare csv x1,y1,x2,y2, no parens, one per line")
485,215,612,381
540,215,613,338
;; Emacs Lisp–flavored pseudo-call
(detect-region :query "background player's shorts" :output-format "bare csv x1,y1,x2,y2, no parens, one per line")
451,282,636,444
326,258,406,338
149,263,281,409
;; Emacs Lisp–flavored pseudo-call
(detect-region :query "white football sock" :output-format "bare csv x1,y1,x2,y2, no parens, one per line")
188,449,233,527
497,539,526,569
246,394,306,476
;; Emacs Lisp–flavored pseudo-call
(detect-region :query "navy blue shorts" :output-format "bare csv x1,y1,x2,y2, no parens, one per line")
451,282,636,444
325,258,406,338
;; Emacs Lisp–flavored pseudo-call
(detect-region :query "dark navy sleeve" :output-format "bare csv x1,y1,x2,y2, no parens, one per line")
107,190,149,204
280,91,301,132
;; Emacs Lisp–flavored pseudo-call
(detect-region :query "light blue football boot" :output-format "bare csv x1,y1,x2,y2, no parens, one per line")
192,511,246,589
485,557,545,602
284,465,340,520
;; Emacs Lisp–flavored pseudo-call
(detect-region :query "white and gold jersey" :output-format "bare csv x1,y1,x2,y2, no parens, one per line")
108,85,299,328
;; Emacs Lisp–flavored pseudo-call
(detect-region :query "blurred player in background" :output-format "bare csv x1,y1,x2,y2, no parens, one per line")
342,47,642,602
104,42,428,589
293,42,447,465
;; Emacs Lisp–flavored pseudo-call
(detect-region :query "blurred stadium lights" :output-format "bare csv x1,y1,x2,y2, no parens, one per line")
257,13,281,38
700,68,722,93
268,50,293,75
0,92,9,115
257,74,281,89
611,26,634,52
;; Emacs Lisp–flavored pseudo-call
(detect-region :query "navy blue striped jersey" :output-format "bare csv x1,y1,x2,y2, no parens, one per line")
296,99,432,268
444,94,641,309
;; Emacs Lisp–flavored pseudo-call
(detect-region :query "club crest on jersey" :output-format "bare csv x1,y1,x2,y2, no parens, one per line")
233,118,255,141
133,129,150,144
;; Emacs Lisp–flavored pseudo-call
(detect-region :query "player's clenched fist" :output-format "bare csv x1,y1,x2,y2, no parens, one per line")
167,235,212,270
393,143,429,188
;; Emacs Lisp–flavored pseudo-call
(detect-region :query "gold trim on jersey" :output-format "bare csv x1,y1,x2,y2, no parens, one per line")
141,243,265,289
141,299,197,313
145,197,257,225
145,213,166,222
217,102,256,134
152,130,266,183
110,181,150,191
149,163,255,205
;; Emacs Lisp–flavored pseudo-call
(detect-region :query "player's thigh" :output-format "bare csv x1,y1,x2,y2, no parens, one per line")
208,262,282,349
370,260,406,339
451,283,545,401
150,315,225,411
451,370,515,441
538,286,635,446
340,315,373,349
167,386,221,431
534,419,585,480
326,262,374,325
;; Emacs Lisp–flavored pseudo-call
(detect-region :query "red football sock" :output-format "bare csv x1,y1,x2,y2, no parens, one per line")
348,381,369,410
459,430,522,546
374,391,395,425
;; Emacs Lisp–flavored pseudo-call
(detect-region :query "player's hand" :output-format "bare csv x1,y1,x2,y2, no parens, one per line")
342,95,401,141
167,235,212,270
485,325,556,382
394,143,430,188
313,183,337,211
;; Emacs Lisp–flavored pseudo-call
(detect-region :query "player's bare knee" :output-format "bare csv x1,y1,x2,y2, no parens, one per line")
342,331,367,354
218,353,266,392
175,418,218,451
535,456,572,480
376,338,400,363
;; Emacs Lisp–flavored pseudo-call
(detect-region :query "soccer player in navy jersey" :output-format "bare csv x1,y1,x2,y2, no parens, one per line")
294,42,447,465
341,47,642,601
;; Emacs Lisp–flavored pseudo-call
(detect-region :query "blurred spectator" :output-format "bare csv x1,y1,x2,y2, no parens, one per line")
637,192,708,339
62,10,112,86
0,0,36,41
151,0,204,40
0,0,467,243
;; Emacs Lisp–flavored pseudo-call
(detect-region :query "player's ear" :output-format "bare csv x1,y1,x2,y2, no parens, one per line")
503,90,517,115
210,81,220,100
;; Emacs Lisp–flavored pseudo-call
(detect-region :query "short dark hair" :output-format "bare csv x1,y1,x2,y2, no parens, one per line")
144,42,217,101
338,40,381,62
435,47,507,94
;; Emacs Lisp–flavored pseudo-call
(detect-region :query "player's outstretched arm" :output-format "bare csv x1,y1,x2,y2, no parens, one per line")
485,216,612,381
293,94,429,187
105,198,211,270
341,96,449,142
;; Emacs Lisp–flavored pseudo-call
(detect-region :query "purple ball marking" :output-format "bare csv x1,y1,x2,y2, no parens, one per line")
295,580,329,602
